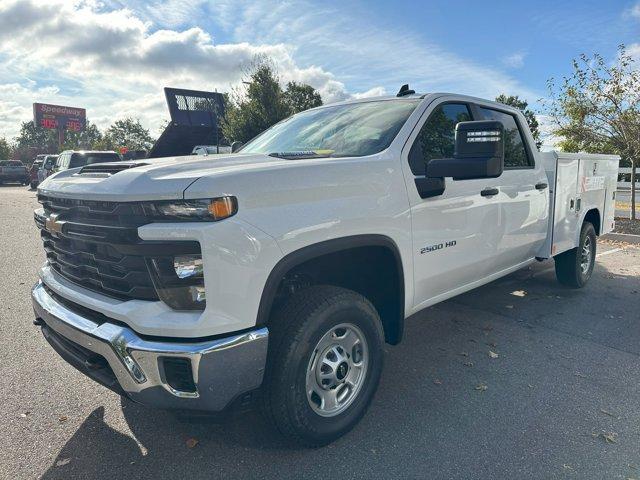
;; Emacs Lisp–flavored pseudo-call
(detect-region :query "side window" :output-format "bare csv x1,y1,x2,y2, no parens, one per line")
408,103,472,175
478,108,531,168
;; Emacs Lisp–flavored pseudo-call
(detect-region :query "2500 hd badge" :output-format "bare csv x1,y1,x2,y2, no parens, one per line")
420,240,457,254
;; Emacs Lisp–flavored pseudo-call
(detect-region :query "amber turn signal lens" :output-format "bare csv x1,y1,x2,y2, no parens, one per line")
207,196,237,220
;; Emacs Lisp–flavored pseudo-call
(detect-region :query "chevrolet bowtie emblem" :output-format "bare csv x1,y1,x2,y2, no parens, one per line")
45,213,66,235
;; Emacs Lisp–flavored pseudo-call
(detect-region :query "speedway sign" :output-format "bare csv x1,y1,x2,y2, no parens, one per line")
33,103,86,132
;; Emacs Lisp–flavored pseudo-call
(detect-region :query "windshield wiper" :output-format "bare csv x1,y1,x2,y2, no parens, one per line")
268,150,334,160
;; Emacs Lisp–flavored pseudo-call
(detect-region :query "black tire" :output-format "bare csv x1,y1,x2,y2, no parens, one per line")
554,222,596,288
261,285,384,447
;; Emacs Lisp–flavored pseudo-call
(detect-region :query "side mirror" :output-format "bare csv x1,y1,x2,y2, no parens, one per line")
426,120,504,181
231,141,243,153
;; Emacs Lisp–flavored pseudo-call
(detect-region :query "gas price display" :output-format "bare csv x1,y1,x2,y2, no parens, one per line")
33,103,86,132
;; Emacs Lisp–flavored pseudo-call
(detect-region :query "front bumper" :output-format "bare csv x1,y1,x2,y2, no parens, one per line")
32,281,269,411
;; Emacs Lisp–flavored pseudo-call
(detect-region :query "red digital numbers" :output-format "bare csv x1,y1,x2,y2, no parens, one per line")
66,120,82,132
40,118,58,129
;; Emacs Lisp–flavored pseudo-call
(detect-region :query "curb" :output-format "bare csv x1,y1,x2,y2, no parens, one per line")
602,232,640,244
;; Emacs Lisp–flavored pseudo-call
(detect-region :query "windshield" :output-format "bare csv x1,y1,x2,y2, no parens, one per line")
70,153,120,168
240,99,420,158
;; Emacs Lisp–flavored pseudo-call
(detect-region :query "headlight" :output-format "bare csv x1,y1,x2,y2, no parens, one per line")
147,255,206,310
147,196,238,221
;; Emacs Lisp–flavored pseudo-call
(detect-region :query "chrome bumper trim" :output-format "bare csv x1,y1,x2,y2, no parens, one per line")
32,281,269,411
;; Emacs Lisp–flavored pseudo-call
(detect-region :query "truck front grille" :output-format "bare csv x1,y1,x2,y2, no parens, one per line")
36,195,200,301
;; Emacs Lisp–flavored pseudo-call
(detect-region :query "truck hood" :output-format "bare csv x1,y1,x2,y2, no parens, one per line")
38,153,294,201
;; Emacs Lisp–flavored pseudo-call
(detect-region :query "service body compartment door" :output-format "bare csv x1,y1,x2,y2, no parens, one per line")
552,158,580,255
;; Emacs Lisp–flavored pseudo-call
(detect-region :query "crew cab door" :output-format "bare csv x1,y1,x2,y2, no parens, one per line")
402,98,502,308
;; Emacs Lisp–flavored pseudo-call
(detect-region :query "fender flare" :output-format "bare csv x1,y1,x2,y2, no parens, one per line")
256,234,406,344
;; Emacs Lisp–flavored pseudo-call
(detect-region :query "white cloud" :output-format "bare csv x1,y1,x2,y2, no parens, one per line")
353,87,388,99
626,2,640,19
628,43,640,61
208,0,539,100
502,52,526,69
0,0,539,141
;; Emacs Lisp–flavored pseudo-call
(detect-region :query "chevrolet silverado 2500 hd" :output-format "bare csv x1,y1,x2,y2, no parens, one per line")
32,90,619,446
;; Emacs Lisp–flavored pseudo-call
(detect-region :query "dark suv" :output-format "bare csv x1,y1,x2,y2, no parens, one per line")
53,150,122,173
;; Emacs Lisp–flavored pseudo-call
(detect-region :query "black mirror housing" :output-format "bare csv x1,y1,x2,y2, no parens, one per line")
426,120,505,180
231,141,243,153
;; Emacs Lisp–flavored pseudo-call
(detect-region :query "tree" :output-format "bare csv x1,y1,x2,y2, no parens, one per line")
63,121,103,150
283,81,323,114
102,118,154,150
222,58,323,144
0,137,11,159
495,94,542,149
13,121,58,161
545,45,640,220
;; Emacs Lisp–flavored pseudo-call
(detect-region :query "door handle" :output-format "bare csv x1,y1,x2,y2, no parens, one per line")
535,182,548,190
480,187,499,197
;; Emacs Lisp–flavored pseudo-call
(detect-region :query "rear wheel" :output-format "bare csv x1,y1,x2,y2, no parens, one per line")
554,222,596,288
261,285,384,446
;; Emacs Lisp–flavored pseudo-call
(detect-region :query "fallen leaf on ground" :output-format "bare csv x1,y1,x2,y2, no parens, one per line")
600,408,620,419
505,305,514,309
488,351,499,359
528,384,534,388
58,416,68,423
475,383,488,391
574,372,587,378
463,362,473,367
511,290,527,297
593,432,618,444
459,352,469,357
185,438,199,448
563,464,573,470
433,379,442,385
56,458,71,467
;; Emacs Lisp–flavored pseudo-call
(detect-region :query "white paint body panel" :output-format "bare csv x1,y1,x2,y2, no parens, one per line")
539,152,619,258
36,94,618,339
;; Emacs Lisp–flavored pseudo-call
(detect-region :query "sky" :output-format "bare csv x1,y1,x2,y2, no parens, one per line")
0,0,638,145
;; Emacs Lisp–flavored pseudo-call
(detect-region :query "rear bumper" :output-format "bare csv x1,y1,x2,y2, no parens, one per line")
0,173,27,181
32,281,269,411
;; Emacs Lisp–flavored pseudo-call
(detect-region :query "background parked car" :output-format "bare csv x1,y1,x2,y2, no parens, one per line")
29,157,45,188
53,150,121,173
0,160,29,185
38,155,58,184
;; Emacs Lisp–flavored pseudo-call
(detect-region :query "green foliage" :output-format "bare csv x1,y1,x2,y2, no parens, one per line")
495,94,542,149
102,118,154,150
62,122,103,150
282,82,323,113
15,120,58,153
546,45,640,218
0,137,11,159
222,59,323,144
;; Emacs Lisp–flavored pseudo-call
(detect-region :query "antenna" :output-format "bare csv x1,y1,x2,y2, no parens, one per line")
396,84,415,97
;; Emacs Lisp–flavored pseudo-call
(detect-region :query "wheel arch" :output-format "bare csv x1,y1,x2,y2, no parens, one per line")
256,235,406,345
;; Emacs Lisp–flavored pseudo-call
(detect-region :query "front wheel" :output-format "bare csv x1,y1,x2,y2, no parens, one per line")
554,222,596,288
261,285,384,446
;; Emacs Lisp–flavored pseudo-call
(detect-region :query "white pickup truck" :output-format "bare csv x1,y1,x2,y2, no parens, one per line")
32,89,618,446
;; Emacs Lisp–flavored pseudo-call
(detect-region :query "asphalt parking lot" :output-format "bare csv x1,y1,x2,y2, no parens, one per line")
1,184,639,480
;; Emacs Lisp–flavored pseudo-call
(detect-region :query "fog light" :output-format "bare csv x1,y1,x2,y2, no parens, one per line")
174,255,203,279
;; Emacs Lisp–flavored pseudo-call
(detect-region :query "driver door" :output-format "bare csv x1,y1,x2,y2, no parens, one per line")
402,99,502,310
